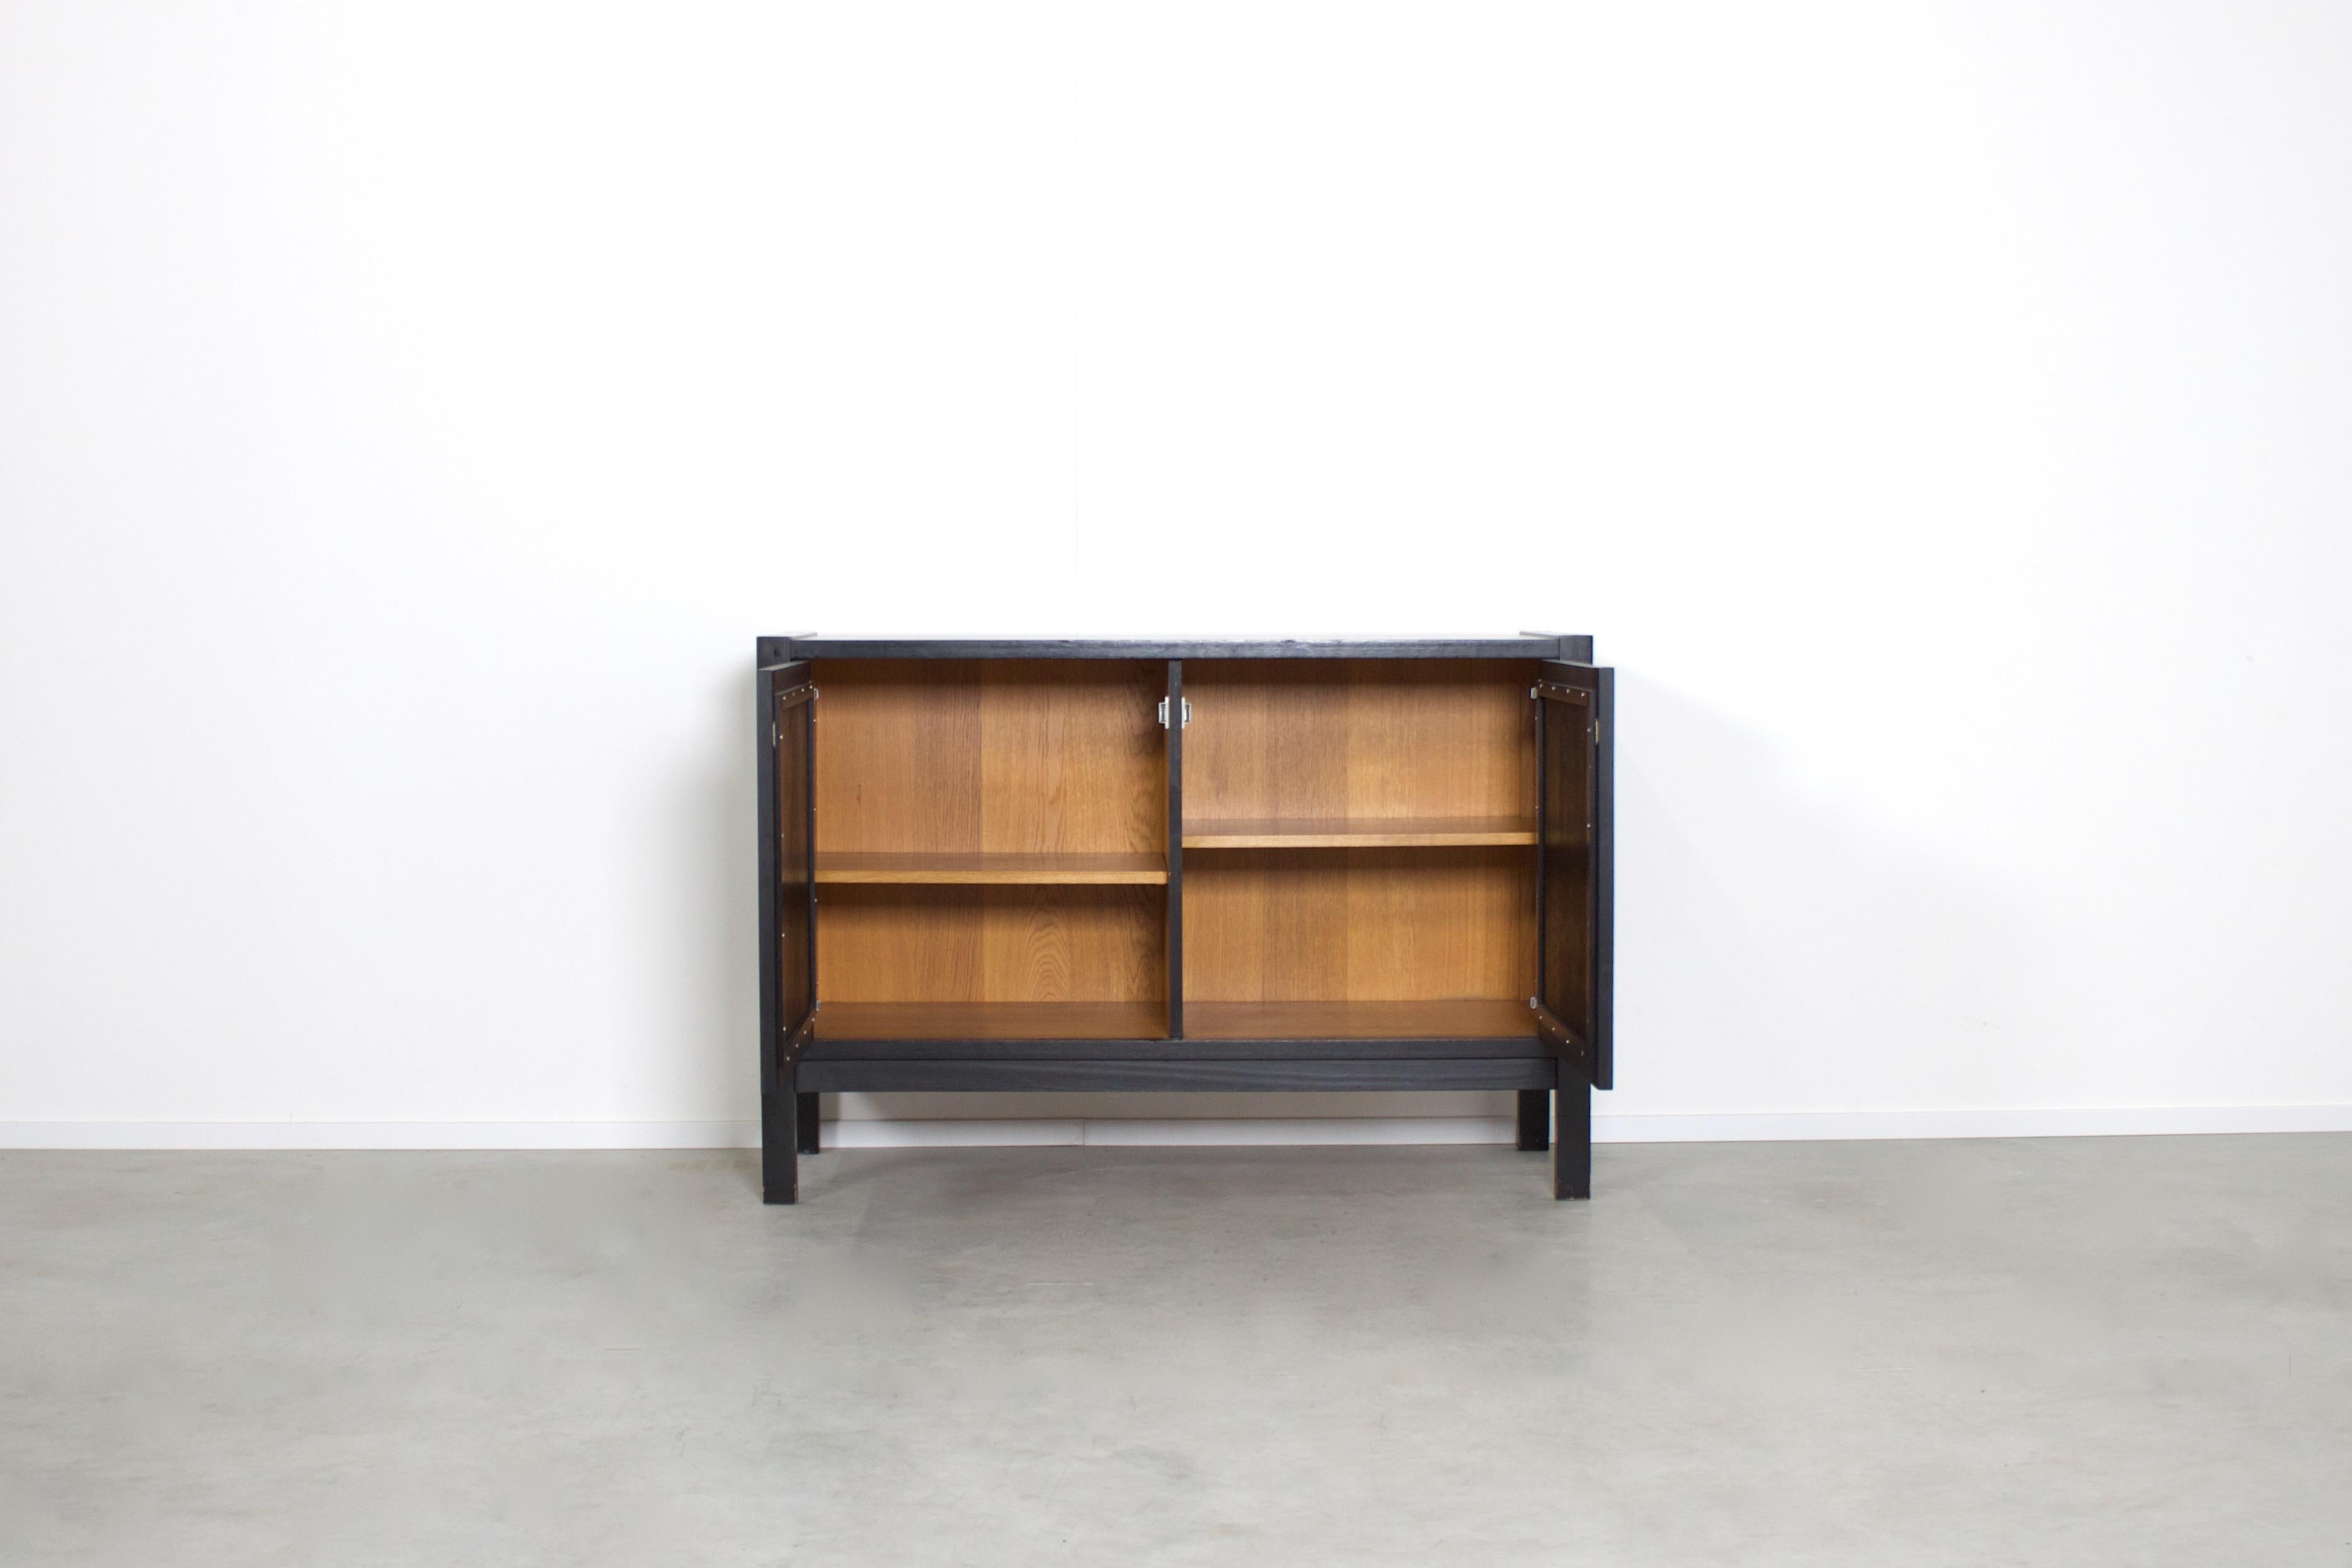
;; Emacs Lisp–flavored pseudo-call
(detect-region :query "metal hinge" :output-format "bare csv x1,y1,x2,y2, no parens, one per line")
1157,697,1192,729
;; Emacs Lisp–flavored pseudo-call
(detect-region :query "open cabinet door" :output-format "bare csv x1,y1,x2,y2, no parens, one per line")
1535,660,1614,1198
758,660,818,1201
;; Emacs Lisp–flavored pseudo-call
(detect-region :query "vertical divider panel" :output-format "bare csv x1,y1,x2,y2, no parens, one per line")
1533,681,1546,1012
1166,659,1185,1039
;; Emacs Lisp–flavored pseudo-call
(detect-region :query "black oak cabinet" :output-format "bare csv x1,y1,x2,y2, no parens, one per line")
754,636,1614,1201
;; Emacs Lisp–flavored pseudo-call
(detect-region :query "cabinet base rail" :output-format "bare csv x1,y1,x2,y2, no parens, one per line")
766,1057,1592,1205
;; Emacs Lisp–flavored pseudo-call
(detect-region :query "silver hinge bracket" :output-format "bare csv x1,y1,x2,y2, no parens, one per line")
1158,697,1193,730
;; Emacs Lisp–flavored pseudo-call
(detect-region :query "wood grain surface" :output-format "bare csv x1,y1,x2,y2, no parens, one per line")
812,660,1168,1005
1183,999,1535,1039
1183,847,1534,1003
815,852,1166,884
1179,660,1538,1005
1182,815,1535,849
815,999,1167,1040
813,658,1163,854
1181,658,1538,823
817,883,1166,1003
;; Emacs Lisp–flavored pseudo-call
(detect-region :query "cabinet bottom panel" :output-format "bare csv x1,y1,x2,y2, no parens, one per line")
817,1000,1167,1041
1183,999,1533,1040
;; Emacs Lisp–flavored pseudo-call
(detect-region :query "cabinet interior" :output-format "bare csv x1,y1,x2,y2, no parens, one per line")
1181,659,1537,1038
810,658,1166,1037
810,656,1540,1041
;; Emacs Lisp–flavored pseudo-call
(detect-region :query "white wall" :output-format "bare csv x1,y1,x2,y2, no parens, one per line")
5,1,2351,1146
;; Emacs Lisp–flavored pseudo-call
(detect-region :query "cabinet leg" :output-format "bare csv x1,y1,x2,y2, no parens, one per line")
762,1067,799,1205
1553,1077,1592,1201
796,1092,822,1155
1516,1089,1551,1151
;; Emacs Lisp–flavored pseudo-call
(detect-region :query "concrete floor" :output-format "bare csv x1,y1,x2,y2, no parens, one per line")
4,1137,2349,1566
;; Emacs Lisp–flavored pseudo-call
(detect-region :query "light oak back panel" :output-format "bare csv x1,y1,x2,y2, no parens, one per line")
1182,660,1537,1004
1184,849,1532,1002
813,659,1165,854
817,884,1165,1003
1181,659,1539,822
813,660,1166,1004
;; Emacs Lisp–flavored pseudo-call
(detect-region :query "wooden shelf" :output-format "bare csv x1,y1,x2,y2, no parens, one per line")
1181,816,1537,849
1183,999,1537,1040
814,852,1167,886
817,1000,1168,1041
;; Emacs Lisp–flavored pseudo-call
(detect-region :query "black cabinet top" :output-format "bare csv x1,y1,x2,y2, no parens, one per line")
760,634,1592,662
